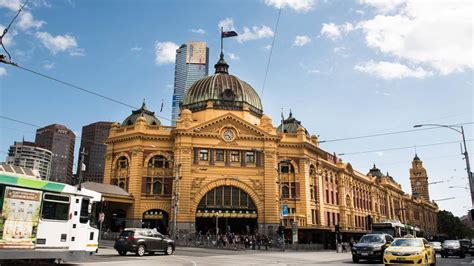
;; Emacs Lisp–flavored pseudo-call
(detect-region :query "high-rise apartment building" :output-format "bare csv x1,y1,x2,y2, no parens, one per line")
171,41,209,125
35,124,76,184
76,121,113,183
6,141,53,180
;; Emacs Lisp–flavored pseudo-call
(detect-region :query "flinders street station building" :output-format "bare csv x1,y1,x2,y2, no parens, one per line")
100,53,438,245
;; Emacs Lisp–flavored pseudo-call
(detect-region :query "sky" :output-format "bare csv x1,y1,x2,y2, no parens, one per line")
0,0,472,217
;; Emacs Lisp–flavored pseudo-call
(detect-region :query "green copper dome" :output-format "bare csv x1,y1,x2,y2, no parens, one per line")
181,53,263,117
121,100,161,127
277,110,309,135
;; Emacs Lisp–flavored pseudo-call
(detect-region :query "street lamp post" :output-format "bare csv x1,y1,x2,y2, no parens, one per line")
414,124,473,208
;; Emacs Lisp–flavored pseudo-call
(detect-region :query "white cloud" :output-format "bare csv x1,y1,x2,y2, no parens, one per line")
359,0,406,14
354,60,433,80
357,0,473,75
355,9,365,15
191,28,206,34
293,35,311,46
320,22,354,41
130,46,142,52
0,0,22,10
333,46,350,57
227,52,239,60
154,41,178,65
218,18,235,31
237,25,274,43
264,0,315,12
43,61,55,69
35,31,84,56
0,67,6,76
263,45,272,51
17,11,44,30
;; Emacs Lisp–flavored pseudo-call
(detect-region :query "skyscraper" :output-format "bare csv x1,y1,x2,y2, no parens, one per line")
76,121,113,183
35,124,76,184
6,141,53,180
171,41,209,125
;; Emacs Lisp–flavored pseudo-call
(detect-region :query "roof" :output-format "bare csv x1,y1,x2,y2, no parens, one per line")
121,100,161,127
181,54,263,116
82,181,131,197
276,110,309,134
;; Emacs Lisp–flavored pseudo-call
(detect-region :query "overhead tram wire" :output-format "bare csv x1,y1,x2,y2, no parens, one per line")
0,0,29,61
6,64,172,122
260,6,282,97
337,139,473,156
319,122,474,144
0,115,112,146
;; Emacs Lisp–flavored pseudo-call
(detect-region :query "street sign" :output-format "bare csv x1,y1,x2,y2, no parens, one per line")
282,205,289,216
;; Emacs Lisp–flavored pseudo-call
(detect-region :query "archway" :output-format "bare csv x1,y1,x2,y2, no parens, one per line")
195,185,258,235
110,209,126,232
142,209,169,234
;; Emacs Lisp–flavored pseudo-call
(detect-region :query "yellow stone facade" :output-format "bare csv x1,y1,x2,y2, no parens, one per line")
102,57,438,243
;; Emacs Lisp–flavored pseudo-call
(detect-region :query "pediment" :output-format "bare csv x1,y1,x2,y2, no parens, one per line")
185,113,274,139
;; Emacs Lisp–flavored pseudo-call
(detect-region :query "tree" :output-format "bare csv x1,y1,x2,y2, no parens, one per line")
437,210,474,239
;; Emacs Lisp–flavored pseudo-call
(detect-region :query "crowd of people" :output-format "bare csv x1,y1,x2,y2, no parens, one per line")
196,231,275,250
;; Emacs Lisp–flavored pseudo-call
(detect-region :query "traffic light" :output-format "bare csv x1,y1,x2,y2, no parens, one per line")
278,225,285,235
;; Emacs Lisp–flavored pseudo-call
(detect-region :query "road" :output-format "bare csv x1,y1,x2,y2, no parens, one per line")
66,247,474,266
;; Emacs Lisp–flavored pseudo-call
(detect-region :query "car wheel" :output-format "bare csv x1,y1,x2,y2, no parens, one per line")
165,244,174,255
136,244,146,257
352,256,359,263
118,250,127,256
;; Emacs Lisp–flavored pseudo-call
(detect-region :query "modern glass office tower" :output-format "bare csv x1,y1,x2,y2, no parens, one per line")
171,41,209,125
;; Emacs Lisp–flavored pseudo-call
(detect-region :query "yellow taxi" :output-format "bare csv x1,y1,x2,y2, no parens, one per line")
383,236,436,265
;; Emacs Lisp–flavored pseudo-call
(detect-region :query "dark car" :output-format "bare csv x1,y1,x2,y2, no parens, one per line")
468,240,474,256
441,240,465,258
114,228,175,256
351,233,394,263
459,239,471,254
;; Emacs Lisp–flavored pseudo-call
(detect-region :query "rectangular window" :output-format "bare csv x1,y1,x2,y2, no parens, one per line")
311,209,315,224
41,194,70,221
216,150,225,161
245,152,255,163
326,189,329,203
332,213,335,226
327,212,330,226
146,177,151,194
331,191,334,204
79,198,90,224
199,149,209,161
231,151,240,162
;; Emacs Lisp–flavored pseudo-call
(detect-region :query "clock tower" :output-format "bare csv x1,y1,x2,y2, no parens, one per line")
409,154,430,200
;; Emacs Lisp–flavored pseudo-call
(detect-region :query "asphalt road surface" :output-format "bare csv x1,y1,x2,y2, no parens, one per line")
62,247,474,266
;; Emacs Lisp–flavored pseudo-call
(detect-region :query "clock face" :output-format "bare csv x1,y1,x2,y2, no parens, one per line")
416,181,421,186
222,129,235,142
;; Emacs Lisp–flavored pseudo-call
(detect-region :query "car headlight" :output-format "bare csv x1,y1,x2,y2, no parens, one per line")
410,251,422,256
384,250,393,255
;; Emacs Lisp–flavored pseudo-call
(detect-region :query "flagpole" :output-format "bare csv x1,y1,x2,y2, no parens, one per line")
220,27,224,56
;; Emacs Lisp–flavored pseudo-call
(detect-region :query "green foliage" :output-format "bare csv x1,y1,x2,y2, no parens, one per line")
437,210,474,239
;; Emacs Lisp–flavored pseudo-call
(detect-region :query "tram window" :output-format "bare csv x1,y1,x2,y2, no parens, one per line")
80,198,90,224
89,202,99,229
0,185,4,214
41,194,70,221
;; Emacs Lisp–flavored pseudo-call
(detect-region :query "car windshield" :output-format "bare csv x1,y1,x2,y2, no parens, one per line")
444,240,459,245
459,240,470,245
119,230,134,237
391,239,423,247
359,235,384,243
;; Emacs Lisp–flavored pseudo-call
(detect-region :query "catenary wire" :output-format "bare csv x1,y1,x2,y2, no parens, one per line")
0,0,29,60
319,122,473,144
338,139,473,156
6,64,172,122
260,6,282,97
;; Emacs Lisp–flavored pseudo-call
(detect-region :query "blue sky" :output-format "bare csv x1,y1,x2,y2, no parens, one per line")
0,0,472,216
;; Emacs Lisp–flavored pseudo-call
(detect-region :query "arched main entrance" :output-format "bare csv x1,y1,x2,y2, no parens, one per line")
142,209,169,234
195,185,258,235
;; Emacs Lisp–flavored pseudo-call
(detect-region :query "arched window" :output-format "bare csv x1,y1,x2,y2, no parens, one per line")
116,156,128,169
282,185,290,198
118,180,126,189
148,155,170,169
152,179,162,194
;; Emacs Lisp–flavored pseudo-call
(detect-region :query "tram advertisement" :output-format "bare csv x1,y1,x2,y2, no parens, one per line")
0,187,42,249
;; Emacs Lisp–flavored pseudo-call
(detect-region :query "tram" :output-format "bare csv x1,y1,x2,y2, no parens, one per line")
0,164,102,263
